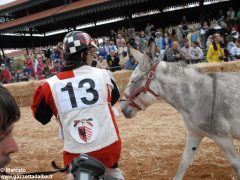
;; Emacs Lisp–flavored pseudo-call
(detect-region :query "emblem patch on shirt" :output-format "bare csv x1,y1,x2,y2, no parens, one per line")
70,117,99,143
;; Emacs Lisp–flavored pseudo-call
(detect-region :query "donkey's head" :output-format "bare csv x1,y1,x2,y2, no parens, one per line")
121,37,163,118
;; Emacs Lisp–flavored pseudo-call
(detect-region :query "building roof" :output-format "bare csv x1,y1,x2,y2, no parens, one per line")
0,0,111,33
0,0,30,11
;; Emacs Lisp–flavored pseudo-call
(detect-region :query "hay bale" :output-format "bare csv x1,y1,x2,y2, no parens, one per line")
113,70,132,95
194,61,240,73
4,61,240,107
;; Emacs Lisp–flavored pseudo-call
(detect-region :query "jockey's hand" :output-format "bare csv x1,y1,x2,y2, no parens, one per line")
66,173,74,180
175,54,181,58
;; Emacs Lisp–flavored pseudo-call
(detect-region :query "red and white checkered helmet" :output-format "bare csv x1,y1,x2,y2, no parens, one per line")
63,31,97,54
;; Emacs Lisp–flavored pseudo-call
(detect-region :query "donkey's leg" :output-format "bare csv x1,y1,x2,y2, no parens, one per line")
213,135,240,179
173,131,203,180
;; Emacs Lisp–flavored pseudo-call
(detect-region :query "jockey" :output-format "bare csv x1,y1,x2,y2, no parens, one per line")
31,31,124,179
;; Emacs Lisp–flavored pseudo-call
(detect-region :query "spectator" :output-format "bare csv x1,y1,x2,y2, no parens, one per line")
14,69,24,82
1,64,11,84
189,42,204,64
181,39,191,64
138,31,148,53
34,57,43,80
181,16,188,31
109,40,118,54
41,62,52,78
119,50,128,67
230,27,239,40
163,41,183,62
227,36,236,53
218,9,226,22
200,21,210,50
191,26,201,47
3,56,12,72
116,33,126,48
98,39,108,60
107,50,120,72
237,7,240,22
207,33,226,62
22,63,32,81
227,7,235,21
230,38,240,60
155,31,163,50
0,85,20,168
162,33,172,50
97,55,109,69
176,25,185,48
125,55,138,70
110,29,117,40
26,57,35,78
144,22,154,35
155,46,162,61
31,31,124,179
206,35,213,50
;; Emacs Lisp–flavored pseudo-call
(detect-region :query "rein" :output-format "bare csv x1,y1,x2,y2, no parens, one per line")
123,62,159,110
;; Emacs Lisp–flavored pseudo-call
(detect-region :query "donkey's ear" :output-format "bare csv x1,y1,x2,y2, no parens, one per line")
129,47,144,63
144,37,156,60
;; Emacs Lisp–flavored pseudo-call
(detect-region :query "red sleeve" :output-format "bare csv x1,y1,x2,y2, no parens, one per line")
31,82,58,125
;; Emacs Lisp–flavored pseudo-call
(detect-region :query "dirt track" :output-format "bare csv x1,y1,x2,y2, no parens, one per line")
9,99,239,180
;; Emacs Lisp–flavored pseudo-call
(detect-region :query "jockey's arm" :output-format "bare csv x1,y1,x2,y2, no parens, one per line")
111,79,120,106
31,83,54,125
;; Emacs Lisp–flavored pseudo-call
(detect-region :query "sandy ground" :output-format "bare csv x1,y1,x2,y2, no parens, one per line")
7,99,239,180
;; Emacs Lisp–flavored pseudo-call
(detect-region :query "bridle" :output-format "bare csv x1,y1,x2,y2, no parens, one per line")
122,62,159,110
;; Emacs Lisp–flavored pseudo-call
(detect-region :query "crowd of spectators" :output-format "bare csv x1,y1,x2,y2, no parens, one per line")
0,6,240,84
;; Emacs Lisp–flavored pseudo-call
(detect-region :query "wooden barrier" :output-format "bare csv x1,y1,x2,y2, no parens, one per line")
3,61,240,107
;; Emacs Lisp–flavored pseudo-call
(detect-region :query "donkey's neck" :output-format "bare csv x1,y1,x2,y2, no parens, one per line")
155,64,208,115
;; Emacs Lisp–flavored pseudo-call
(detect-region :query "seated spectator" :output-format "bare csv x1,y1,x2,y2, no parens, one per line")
125,55,138,70
163,41,183,62
42,62,52,78
189,42,204,64
207,33,226,62
227,36,236,53
139,31,148,53
181,40,191,64
155,46,162,61
116,33,126,48
15,69,24,82
200,21,210,50
107,50,120,72
155,31,163,50
22,63,32,81
230,38,240,60
230,27,239,40
227,7,235,21
162,33,172,50
206,35,213,50
109,40,118,54
119,50,129,67
97,55,109,69
1,64,11,84
98,39,108,60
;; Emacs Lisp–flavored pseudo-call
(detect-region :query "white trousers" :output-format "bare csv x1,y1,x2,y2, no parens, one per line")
105,167,124,180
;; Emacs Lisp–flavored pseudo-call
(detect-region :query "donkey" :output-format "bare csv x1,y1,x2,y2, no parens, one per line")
121,38,240,179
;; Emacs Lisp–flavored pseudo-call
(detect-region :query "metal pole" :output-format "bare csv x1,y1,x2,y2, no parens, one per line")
1,48,5,59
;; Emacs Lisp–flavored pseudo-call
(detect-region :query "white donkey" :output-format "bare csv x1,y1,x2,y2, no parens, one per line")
121,38,240,179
